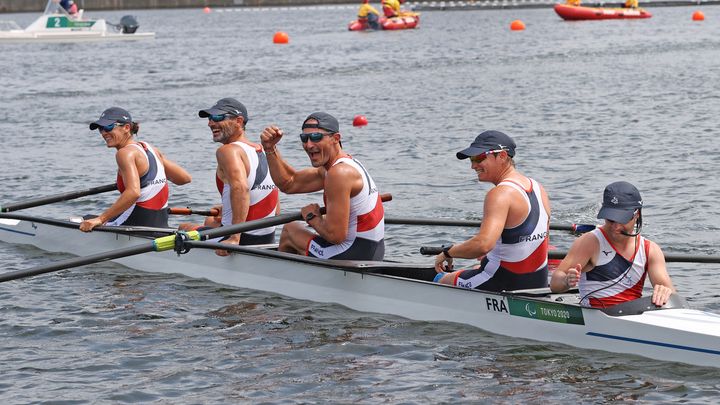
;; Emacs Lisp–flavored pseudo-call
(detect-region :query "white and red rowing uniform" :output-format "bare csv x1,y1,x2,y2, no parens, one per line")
216,141,279,244
107,141,169,227
452,178,549,291
307,155,385,260
579,228,649,308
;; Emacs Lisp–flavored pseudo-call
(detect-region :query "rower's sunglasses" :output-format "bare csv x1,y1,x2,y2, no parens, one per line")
300,132,334,143
470,149,506,163
98,122,126,132
207,114,236,122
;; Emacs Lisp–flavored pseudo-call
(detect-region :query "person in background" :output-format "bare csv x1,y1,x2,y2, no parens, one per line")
382,0,401,18
80,107,191,232
434,130,551,292
358,0,381,30
178,98,279,256
260,112,385,260
550,181,675,308
565,0,582,6
624,0,639,8
59,0,78,15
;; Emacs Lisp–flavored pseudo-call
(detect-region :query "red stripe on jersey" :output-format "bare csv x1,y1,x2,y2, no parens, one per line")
356,194,384,232
500,237,549,274
588,275,646,308
247,188,279,221
117,174,125,193
136,184,169,210
216,175,224,195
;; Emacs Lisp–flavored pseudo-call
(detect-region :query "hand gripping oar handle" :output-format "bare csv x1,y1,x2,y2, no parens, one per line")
0,183,118,212
168,207,220,217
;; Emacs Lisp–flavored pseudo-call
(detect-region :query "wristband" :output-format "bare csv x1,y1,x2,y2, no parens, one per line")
305,212,316,223
433,272,447,283
442,244,453,258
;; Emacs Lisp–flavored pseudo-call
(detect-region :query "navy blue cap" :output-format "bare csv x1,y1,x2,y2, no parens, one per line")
89,107,132,130
597,181,643,223
456,130,516,159
302,112,339,133
198,98,248,123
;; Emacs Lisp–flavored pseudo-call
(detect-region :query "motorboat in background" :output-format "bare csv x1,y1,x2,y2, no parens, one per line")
0,0,155,43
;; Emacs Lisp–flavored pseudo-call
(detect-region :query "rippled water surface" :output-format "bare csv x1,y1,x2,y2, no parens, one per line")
2,5,720,403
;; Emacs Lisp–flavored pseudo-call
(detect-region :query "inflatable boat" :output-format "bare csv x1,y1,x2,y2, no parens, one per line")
348,13,420,31
554,4,652,20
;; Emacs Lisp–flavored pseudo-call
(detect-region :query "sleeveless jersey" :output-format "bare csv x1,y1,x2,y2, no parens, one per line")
579,228,650,308
107,141,168,227
216,141,278,237
306,156,385,260
453,178,549,290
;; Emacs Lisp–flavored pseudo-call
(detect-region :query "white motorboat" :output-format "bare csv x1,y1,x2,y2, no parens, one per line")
1,211,719,369
0,0,154,43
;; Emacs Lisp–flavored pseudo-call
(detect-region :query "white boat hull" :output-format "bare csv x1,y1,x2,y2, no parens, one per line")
0,30,155,43
0,9,154,43
1,215,719,368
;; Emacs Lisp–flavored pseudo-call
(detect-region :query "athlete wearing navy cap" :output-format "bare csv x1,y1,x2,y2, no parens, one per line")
81,107,192,232
550,181,675,308
434,130,552,292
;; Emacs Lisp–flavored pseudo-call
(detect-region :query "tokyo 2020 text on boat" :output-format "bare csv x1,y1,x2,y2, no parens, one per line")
1,211,718,369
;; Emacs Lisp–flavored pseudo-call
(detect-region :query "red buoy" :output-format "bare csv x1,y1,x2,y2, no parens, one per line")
692,11,705,21
352,115,368,127
510,20,525,31
273,31,289,44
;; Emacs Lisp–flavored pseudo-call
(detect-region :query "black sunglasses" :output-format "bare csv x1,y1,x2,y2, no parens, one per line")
299,132,334,143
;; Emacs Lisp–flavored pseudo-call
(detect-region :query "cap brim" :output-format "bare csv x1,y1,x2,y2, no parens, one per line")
597,207,635,224
456,146,487,160
198,107,228,118
89,118,115,130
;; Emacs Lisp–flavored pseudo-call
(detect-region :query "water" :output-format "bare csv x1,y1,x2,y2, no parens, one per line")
2,5,720,403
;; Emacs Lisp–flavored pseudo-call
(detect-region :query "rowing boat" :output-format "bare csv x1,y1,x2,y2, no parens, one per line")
1,212,719,369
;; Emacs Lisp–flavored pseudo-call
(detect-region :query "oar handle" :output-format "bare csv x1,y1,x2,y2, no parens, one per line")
420,247,720,264
420,246,568,260
384,215,594,234
1,183,117,212
168,193,392,219
168,207,220,217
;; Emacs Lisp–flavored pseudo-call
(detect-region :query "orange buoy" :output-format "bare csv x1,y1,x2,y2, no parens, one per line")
692,11,705,21
352,115,368,127
203,6,211,13
510,20,525,31
273,31,289,44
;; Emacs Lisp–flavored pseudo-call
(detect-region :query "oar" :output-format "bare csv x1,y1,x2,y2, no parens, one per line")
384,216,595,233
419,246,720,263
0,193,392,283
1,183,117,212
168,207,220,217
